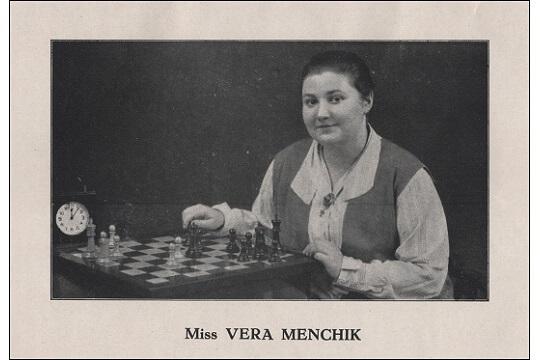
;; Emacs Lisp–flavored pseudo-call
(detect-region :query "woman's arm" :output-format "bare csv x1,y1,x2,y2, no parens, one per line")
211,161,276,235
334,168,450,299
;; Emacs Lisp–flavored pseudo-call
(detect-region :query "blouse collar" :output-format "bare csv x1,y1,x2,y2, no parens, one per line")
290,123,382,204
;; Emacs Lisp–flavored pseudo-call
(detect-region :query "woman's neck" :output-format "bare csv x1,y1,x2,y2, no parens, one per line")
321,125,369,190
323,126,369,170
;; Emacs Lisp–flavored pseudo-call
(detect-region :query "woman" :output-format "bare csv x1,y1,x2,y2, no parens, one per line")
182,51,452,299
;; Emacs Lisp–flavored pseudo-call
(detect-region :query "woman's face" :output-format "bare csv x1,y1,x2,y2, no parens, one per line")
302,71,372,147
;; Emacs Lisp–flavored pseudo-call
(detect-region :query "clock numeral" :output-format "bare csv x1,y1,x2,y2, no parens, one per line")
59,211,64,216
57,217,62,221
76,226,80,230
60,222,64,227
81,215,85,220
70,227,74,231
64,205,70,210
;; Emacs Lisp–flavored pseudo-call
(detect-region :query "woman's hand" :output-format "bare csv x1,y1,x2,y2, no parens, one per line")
182,204,225,231
303,240,344,280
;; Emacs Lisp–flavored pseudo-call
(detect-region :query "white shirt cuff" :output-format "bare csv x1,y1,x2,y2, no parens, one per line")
211,202,232,235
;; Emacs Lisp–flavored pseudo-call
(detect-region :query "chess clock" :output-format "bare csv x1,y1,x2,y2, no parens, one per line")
55,202,90,235
53,190,97,244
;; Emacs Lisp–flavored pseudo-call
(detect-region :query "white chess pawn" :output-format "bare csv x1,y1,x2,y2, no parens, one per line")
108,225,116,248
165,242,178,268
174,236,184,259
111,235,122,258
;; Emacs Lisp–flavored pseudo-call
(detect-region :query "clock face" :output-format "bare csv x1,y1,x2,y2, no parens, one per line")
56,201,90,236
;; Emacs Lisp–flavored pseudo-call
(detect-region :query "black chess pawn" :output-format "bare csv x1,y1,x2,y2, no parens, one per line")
237,235,249,262
227,228,240,256
271,218,283,254
181,227,189,246
268,237,281,262
254,223,267,261
245,232,254,258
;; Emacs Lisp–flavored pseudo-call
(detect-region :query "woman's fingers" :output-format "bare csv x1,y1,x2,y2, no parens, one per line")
182,204,225,231
302,243,314,256
181,204,210,228
311,241,333,256
192,217,221,230
313,252,329,264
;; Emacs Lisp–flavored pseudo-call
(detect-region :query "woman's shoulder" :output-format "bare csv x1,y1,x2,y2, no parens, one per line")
379,137,425,169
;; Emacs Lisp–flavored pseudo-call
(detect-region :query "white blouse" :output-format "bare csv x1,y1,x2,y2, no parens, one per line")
213,127,449,299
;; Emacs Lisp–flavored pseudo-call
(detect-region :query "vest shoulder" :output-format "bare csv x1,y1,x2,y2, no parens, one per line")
378,138,427,195
380,138,424,169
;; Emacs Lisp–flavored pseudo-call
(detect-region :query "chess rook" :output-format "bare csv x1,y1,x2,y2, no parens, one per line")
96,231,112,264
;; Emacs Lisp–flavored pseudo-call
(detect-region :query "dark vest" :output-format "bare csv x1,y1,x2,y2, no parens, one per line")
272,137,424,263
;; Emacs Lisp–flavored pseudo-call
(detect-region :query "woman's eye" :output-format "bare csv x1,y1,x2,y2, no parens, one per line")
304,98,318,106
329,96,343,104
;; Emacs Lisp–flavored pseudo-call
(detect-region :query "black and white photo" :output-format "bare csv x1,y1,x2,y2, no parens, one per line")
52,41,488,300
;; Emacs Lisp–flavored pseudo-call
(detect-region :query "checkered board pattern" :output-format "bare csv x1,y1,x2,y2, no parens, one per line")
65,235,295,286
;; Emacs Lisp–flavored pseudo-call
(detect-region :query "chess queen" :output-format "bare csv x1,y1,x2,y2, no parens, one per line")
182,51,452,300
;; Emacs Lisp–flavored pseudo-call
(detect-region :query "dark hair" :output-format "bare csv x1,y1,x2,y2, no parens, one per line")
301,51,375,100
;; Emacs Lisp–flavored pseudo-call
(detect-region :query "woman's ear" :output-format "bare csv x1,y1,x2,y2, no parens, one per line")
363,91,374,114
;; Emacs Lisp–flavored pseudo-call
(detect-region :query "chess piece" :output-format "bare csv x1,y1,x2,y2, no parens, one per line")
111,235,122,258
268,235,281,263
174,236,184,259
182,233,189,246
186,223,195,257
181,225,189,246
191,227,203,258
271,218,283,254
254,223,267,261
96,231,111,264
165,242,178,268
227,229,240,258
237,235,249,262
245,232,254,258
108,224,116,248
83,217,97,258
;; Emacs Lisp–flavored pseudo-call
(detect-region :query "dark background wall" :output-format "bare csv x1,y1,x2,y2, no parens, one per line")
52,41,488,298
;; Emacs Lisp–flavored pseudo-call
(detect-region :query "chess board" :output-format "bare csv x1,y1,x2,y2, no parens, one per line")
56,235,316,298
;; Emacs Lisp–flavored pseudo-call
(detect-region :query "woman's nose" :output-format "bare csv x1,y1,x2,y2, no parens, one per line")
317,102,330,119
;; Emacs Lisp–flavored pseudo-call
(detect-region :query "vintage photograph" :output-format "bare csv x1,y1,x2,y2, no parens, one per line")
51,41,488,300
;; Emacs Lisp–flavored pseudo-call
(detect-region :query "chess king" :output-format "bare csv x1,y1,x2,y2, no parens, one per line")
181,50,452,300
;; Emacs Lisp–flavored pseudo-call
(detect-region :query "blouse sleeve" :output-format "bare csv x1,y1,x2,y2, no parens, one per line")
334,168,450,299
211,161,275,235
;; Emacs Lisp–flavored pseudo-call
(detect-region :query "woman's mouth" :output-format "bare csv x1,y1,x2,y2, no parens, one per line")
316,124,336,129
